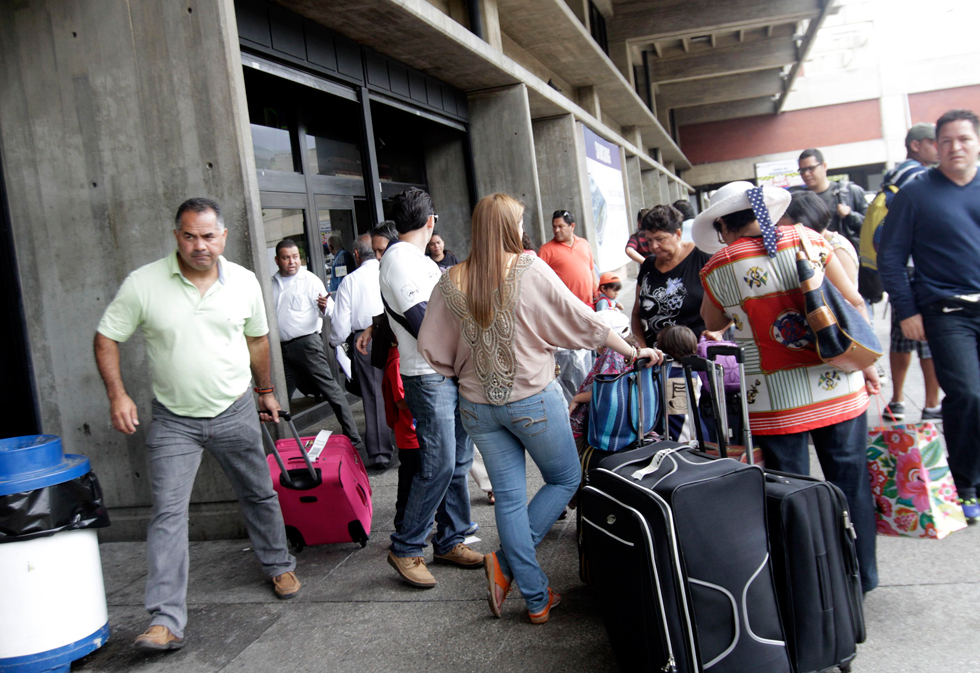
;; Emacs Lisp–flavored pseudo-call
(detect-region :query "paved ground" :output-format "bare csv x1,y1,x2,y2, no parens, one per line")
73,299,980,672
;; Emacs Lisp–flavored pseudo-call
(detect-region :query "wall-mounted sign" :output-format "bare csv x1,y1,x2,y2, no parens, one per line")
583,126,629,272
755,159,804,188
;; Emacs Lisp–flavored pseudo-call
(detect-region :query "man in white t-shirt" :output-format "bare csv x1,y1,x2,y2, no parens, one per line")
272,239,361,444
357,188,481,587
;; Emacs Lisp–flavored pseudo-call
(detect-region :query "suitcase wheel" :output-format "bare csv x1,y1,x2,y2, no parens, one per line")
285,525,306,553
840,665,852,673
348,520,369,548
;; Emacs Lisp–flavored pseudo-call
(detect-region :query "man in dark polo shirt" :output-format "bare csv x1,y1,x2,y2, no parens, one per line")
879,109,980,523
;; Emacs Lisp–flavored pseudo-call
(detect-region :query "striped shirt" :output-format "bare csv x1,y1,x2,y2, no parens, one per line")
699,226,868,435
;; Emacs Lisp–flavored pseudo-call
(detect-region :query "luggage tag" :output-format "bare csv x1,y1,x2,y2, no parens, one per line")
307,430,333,461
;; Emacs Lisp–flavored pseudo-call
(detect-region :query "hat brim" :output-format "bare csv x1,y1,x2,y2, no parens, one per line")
692,186,791,255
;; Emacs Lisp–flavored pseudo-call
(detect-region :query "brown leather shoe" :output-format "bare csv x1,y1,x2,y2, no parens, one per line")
388,551,437,588
273,570,301,599
134,625,184,651
433,542,484,568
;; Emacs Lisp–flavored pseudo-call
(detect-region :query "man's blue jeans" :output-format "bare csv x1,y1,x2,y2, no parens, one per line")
921,300,980,500
392,373,473,557
458,380,581,612
755,413,879,594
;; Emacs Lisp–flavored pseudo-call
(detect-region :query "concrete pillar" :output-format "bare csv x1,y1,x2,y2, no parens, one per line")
424,126,473,256
624,155,645,220
468,84,545,244
641,170,662,207
476,0,503,51
532,114,591,251
660,172,671,206
608,41,634,87
0,0,276,540
577,85,601,121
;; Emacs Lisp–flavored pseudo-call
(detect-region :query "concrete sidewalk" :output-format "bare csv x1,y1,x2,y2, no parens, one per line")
74,302,980,672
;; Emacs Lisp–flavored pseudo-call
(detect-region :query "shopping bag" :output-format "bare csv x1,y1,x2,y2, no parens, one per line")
866,422,967,539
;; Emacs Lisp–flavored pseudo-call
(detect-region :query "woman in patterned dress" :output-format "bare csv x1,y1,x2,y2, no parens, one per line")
694,181,880,593
418,193,661,623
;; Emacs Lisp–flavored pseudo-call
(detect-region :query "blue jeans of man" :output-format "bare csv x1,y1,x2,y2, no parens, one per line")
144,393,295,638
755,412,878,593
921,299,980,500
392,373,473,557
458,380,581,612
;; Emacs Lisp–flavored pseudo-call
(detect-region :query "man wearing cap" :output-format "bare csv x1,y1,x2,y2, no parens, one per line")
877,123,943,424
879,109,980,523
94,198,299,652
539,209,599,402
794,148,868,252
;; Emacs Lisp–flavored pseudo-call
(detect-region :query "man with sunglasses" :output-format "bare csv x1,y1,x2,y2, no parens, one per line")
793,148,868,251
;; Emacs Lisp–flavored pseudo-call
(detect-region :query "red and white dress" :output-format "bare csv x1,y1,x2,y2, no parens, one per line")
699,225,868,436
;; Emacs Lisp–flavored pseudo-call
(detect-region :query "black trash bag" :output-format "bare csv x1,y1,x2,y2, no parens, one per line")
0,470,110,543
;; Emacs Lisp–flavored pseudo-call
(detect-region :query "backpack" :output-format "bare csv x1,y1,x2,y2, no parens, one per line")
858,184,899,272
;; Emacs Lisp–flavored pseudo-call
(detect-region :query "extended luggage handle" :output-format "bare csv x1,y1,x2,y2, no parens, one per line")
678,356,708,451
703,344,754,465
259,411,318,487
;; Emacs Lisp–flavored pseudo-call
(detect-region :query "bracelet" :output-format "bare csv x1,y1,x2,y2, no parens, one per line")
625,346,637,365
254,386,275,395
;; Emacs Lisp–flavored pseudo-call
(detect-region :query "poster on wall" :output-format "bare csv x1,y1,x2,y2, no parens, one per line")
582,126,630,272
755,159,805,188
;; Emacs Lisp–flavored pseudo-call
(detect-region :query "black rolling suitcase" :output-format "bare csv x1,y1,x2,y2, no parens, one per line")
580,356,792,673
689,345,866,673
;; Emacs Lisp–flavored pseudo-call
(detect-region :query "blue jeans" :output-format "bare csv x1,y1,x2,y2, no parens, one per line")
755,413,878,593
922,300,980,500
392,374,473,557
458,380,581,612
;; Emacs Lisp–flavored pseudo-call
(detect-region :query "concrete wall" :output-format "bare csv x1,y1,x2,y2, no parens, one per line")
0,0,274,541
468,84,545,244
532,115,591,251
424,126,473,257
624,155,645,217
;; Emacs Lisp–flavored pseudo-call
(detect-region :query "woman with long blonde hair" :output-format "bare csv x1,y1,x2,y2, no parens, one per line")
419,193,661,624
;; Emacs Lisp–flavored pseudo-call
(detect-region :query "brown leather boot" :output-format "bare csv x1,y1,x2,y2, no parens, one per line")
134,625,184,651
273,570,301,599
433,543,484,568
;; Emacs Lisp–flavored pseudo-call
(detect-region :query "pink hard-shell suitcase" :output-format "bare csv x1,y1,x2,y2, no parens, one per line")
260,412,372,549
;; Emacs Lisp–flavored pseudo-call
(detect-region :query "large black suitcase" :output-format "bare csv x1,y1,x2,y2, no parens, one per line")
581,443,792,673
691,345,866,673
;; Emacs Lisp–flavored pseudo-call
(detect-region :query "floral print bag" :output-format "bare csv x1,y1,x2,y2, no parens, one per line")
867,421,967,539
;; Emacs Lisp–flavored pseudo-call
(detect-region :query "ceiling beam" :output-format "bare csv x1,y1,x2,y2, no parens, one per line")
657,69,784,110
650,37,798,84
674,96,777,127
609,0,822,44
777,0,834,113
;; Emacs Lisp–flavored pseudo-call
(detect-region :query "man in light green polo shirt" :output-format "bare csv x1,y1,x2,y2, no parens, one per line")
94,197,300,652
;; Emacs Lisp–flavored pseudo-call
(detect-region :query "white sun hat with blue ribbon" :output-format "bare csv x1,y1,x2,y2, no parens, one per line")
692,181,792,256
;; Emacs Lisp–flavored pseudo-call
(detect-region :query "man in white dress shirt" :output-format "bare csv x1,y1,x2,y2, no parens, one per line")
272,239,361,444
331,234,393,469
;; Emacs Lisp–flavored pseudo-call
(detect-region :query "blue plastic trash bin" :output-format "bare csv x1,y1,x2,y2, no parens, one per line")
0,435,110,673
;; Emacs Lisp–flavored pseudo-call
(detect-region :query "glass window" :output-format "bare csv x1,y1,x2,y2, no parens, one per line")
263,209,308,274
245,68,299,173
304,97,365,178
371,103,427,185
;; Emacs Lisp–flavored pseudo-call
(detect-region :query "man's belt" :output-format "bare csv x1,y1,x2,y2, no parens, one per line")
281,332,318,346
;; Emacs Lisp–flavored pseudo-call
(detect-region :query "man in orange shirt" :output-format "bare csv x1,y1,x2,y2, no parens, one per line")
538,210,597,305
538,210,599,402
